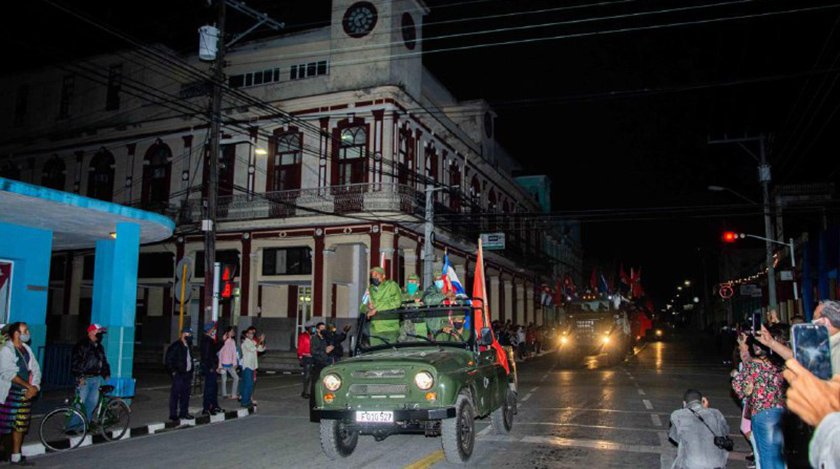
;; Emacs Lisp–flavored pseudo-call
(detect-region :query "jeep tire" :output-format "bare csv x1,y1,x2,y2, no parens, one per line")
442,392,476,464
319,419,359,459
491,389,516,434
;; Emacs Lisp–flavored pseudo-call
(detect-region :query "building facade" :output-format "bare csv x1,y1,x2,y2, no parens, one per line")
0,0,582,351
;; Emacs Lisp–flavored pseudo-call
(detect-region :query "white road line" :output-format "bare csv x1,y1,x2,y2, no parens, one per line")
518,407,741,419
529,386,539,393
542,374,548,378
643,399,654,410
651,414,663,427
478,425,493,437
521,393,533,402
637,388,646,396
521,435,662,454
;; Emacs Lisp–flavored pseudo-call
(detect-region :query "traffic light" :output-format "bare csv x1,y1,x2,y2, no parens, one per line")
220,263,237,299
723,231,739,243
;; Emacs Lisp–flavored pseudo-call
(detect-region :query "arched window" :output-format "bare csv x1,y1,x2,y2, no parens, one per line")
88,149,115,201
470,175,482,213
269,132,302,192
42,155,66,190
488,189,498,230
397,126,414,187
142,141,171,208
335,126,367,186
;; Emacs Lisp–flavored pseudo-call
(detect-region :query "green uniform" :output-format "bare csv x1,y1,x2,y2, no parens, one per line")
365,280,403,344
421,284,447,306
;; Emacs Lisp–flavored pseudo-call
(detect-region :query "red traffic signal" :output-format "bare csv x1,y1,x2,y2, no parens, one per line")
723,232,738,243
221,264,236,299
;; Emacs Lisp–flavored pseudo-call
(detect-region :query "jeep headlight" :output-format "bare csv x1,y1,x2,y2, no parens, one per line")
323,373,342,391
414,371,434,390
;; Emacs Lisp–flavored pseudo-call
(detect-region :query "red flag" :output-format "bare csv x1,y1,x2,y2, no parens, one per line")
590,267,598,291
554,279,564,305
472,239,510,374
632,267,644,298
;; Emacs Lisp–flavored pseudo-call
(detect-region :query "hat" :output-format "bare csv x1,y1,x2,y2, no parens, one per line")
182,327,194,335
87,324,107,334
407,274,419,282
434,273,445,280
370,266,386,276
204,321,217,332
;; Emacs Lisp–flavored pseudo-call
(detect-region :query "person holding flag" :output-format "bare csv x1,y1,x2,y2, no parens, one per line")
361,267,403,345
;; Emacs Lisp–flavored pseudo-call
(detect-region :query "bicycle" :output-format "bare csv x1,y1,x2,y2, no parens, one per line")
39,384,131,452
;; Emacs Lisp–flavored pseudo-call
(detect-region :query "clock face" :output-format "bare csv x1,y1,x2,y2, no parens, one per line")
343,2,378,38
402,13,417,50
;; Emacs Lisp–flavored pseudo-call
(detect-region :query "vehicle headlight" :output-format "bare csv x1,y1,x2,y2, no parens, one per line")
414,371,434,390
322,373,342,391
656,329,663,336
560,336,568,344
603,336,611,344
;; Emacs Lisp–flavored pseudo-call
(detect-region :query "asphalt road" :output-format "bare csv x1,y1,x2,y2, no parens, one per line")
29,334,751,469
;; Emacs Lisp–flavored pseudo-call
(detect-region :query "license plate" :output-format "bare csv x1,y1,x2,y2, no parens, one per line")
356,411,394,423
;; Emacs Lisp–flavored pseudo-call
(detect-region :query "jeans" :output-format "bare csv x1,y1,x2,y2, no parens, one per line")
220,365,239,397
169,372,192,419
752,408,785,469
202,368,219,412
240,368,256,407
70,376,102,429
301,356,313,395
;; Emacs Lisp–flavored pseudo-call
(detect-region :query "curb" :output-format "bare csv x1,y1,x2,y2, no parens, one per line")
23,407,256,457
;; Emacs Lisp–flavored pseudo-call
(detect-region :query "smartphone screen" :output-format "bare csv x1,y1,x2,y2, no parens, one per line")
792,324,833,380
751,312,762,333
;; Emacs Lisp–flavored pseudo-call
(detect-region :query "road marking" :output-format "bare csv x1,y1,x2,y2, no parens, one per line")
403,450,445,469
542,374,548,378
637,388,646,396
518,407,741,419
651,414,662,427
513,421,668,433
478,425,493,437
521,435,662,454
529,386,539,393
643,399,653,410
521,393,533,402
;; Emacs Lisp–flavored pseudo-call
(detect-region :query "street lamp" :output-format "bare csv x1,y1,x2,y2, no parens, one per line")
707,185,759,205
684,280,691,286
677,286,683,291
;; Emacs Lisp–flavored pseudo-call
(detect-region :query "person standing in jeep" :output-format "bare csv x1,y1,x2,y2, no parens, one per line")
71,324,110,425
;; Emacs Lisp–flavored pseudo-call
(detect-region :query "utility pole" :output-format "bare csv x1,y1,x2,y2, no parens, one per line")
203,0,227,332
423,186,449,287
709,133,777,312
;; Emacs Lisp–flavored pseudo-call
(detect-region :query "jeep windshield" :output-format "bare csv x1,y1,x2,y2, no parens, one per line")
359,305,476,352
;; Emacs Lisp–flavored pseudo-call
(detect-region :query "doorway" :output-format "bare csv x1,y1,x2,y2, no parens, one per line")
295,286,312,348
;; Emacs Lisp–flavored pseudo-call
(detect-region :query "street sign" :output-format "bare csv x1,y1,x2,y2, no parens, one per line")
174,257,193,302
719,282,733,299
780,270,793,281
480,233,505,250
739,284,762,298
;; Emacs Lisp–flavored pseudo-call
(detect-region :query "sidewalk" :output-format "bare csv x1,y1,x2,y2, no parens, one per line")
23,369,282,457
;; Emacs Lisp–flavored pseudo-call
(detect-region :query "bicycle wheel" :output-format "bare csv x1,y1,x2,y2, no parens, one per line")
39,407,87,452
99,399,130,441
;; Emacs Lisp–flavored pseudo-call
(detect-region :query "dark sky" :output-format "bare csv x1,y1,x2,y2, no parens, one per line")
6,0,840,302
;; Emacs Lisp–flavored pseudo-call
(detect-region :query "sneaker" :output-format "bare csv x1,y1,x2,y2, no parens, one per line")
10,456,34,466
212,407,224,414
179,414,196,420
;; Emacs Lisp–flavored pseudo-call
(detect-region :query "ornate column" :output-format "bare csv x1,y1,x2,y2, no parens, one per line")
489,274,501,321
515,280,526,325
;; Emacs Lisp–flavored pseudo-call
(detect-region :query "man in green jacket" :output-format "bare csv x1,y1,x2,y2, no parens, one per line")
364,267,403,344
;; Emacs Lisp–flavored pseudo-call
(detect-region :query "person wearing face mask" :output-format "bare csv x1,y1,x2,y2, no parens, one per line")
422,274,455,307
165,328,195,421
70,324,110,428
0,322,41,466
297,325,313,399
756,300,840,377
309,322,334,422
239,327,266,408
362,267,403,345
403,274,423,303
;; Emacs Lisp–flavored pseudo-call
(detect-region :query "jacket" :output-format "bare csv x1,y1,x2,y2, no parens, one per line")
310,333,331,367
330,331,347,359
668,402,729,469
297,332,311,359
200,335,223,371
219,338,238,366
0,341,41,403
71,338,110,380
811,411,840,469
165,340,193,375
241,338,265,370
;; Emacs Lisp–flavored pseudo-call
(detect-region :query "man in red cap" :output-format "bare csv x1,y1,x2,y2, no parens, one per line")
70,324,111,426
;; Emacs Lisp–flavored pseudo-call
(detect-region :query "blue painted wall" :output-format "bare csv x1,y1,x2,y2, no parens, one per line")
0,221,52,357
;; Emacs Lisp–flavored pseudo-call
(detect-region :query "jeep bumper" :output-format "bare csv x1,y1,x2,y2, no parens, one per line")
315,407,456,421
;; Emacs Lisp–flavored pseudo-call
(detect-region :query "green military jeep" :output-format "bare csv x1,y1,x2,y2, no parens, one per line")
314,304,518,463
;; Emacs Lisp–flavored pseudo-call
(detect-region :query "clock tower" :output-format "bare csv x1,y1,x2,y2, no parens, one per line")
330,0,428,99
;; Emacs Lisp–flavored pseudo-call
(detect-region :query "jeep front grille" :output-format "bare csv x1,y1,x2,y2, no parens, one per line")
351,369,406,379
349,384,408,395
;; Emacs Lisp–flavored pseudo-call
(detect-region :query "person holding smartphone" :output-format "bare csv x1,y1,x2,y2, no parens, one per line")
756,300,840,378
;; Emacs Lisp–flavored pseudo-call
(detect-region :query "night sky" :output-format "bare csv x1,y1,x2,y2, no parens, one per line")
5,0,840,302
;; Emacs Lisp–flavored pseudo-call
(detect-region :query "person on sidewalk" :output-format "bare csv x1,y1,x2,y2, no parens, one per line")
298,325,312,399
70,323,110,429
309,322,334,422
668,389,729,469
200,322,224,416
239,327,265,408
0,323,41,466
218,327,239,401
165,328,195,421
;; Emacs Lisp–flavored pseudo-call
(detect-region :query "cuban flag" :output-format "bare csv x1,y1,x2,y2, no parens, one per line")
442,251,467,298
